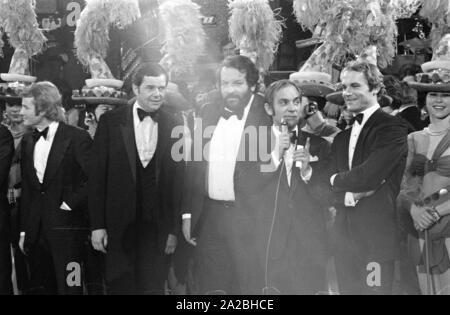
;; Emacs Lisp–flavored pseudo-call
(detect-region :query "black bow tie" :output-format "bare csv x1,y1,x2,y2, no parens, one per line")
33,127,49,142
221,106,245,120
350,113,364,126
137,108,159,122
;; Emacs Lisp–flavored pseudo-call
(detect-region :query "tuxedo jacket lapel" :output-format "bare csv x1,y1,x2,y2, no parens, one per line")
42,124,70,190
154,112,171,184
24,135,41,189
121,105,137,183
337,129,351,172
352,109,381,169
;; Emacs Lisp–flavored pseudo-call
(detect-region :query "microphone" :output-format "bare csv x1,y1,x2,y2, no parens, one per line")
280,118,288,134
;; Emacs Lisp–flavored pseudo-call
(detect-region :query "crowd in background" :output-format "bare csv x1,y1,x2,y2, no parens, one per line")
0,42,448,295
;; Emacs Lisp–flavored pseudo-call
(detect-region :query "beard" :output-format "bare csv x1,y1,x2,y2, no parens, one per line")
224,92,251,110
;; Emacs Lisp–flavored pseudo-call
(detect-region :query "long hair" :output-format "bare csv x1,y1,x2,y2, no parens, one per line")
21,81,64,122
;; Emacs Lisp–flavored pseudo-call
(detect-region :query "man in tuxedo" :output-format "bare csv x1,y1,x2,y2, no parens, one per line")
181,55,272,294
0,124,14,294
89,63,183,295
327,61,408,295
254,80,330,294
18,81,92,294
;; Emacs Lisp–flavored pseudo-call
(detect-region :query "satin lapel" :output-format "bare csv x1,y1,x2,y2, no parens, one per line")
236,95,265,168
204,102,224,136
352,109,381,169
42,124,70,189
203,101,225,186
338,129,351,171
154,112,170,184
120,105,137,183
24,135,41,189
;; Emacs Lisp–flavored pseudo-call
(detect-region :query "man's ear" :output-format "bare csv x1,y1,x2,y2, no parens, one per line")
264,103,273,116
373,86,382,96
132,84,139,97
37,110,46,120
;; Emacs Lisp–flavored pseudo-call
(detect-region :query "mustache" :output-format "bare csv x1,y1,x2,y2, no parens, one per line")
224,94,241,100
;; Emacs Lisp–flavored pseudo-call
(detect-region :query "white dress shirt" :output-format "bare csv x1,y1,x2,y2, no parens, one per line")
34,121,59,184
133,102,158,168
348,104,380,169
207,95,253,201
271,126,312,186
331,104,380,207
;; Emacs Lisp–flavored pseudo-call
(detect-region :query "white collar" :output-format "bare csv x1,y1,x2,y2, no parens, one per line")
356,104,380,126
37,121,59,140
133,101,158,125
272,124,298,135
221,94,254,122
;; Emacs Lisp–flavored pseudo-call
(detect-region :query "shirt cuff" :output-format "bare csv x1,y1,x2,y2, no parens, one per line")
271,150,282,169
345,192,358,207
182,213,192,220
330,174,337,186
300,166,313,183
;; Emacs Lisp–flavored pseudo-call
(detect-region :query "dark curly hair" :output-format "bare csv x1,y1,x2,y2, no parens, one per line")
218,55,260,90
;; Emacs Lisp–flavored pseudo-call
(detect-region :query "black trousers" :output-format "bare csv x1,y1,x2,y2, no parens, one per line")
265,233,327,295
84,243,106,295
194,199,263,295
106,220,166,295
0,239,12,295
26,230,86,295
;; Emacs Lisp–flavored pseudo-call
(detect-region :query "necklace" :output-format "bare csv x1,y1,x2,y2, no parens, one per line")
427,126,450,136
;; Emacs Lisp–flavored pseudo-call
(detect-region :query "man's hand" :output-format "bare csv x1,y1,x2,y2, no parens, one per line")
91,229,108,254
353,190,377,201
19,234,26,255
411,205,437,231
293,137,311,176
165,234,177,255
182,218,197,247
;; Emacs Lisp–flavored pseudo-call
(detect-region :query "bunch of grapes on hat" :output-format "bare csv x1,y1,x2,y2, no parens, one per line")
71,57,128,107
407,34,450,93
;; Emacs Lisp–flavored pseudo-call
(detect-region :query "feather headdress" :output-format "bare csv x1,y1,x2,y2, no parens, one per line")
0,0,46,75
419,0,450,48
292,0,334,32
74,0,140,78
159,0,206,77
390,0,422,19
228,0,284,72
293,0,397,69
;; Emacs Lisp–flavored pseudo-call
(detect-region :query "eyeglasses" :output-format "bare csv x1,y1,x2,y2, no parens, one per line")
416,69,450,84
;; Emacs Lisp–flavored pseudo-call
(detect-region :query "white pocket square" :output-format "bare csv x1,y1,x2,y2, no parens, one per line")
310,155,319,162
60,202,72,211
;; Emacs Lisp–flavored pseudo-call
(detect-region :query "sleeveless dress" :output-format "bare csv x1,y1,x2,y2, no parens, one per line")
402,128,450,295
